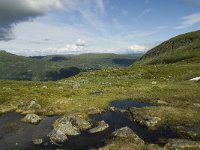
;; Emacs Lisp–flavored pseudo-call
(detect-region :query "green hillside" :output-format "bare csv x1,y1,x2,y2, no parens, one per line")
0,51,141,81
0,30,200,149
140,30,200,64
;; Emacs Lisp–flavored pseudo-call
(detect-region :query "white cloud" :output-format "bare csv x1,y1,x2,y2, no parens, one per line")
36,39,88,55
76,39,87,47
127,44,147,53
176,12,200,29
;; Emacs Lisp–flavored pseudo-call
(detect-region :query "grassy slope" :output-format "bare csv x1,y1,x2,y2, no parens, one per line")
140,30,200,64
0,30,200,128
0,51,141,80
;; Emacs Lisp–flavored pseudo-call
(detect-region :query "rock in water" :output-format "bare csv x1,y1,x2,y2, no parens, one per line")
48,129,68,145
89,120,109,134
21,114,41,124
128,107,161,129
165,139,200,149
112,126,144,143
48,114,91,145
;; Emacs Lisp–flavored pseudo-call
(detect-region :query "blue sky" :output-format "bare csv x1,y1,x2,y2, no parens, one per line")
0,0,200,56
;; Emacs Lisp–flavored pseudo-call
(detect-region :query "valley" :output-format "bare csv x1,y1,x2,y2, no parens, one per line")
0,30,200,149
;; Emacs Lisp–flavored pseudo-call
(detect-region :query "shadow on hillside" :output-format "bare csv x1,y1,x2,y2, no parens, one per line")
49,56,68,62
46,67,81,81
112,58,137,66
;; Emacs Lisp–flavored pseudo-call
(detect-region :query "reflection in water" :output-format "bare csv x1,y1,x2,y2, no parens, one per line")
0,100,178,150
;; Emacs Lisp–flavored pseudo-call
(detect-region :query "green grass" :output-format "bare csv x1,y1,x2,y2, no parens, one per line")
141,30,200,64
0,30,200,130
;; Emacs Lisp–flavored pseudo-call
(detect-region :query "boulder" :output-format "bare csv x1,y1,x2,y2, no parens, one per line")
28,100,41,109
21,114,41,124
157,100,168,105
48,114,91,145
48,129,68,145
128,107,161,129
108,106,127,113
112,126,144,144
89,120,109,134
32,139,43,145
165,139,200,149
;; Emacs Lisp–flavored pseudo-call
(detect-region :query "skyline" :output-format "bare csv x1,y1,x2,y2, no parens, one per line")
0,0,200,56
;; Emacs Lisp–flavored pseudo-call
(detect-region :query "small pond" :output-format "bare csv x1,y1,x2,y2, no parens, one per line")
0,100,178,150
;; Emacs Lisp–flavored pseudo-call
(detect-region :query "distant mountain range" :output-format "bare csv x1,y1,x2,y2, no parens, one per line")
0,51,142,81
1,30,200,81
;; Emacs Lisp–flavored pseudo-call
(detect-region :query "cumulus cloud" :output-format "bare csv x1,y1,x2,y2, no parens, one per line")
176,12,200,29
42,39,88,55
127,44,147,53
76,39,87,47
0,0,62,41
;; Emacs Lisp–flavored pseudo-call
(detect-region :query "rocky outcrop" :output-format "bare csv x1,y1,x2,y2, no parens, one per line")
21,114,41,124
165,139,200,149
112,126,144,144
128,107,161,129
48,114,91,145
89,120,109,134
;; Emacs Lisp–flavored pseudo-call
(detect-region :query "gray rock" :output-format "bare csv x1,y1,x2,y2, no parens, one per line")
28,100,41,109
128,107,161,129
21,114,41,124
89,121,109,134
108,106,127,113
165,139,200,149
70,82,80,89
32,139,43,145
157,100,168,105
48,114,91,145
67,114,91,130
48,129,68,145
112,126,144,143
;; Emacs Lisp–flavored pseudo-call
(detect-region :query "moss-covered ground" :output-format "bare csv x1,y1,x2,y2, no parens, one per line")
0,62,200,128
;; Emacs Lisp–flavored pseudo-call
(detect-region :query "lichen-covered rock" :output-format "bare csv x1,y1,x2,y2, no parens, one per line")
88,108,103,115
128,107,161,129
48,129,68,145
32,139,43,145
165,139,200,149
89,120,109,134
28,100,42,109
157,100,168,105
67,114,91,130
112,126,144,144
108,107,127,113
48,114,91,145
21,114,41,124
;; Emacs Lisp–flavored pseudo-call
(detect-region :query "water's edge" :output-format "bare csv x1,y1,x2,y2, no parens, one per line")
0,100,178,150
